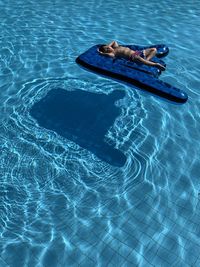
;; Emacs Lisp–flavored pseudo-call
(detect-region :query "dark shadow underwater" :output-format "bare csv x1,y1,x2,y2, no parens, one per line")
30,88,127,167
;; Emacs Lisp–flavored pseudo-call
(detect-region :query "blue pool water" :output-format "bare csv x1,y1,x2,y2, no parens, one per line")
0,0,200,266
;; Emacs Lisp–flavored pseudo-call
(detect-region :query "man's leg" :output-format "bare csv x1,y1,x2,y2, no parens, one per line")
134,55,165,71
144,48,157,61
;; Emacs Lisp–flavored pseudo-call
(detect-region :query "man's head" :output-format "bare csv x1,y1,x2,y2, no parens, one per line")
99,45,113,53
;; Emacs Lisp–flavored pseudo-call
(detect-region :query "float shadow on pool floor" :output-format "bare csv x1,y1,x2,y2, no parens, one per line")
30,88,126,167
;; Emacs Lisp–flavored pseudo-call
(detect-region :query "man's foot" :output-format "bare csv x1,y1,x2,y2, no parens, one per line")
156,63,166,71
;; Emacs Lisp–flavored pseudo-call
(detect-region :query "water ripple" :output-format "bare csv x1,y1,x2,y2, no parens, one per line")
1,0,200,266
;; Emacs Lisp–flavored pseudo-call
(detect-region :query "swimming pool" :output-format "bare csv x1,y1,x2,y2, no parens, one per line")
0,0,200,266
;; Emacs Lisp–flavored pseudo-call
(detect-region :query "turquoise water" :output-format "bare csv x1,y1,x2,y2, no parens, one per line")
1,0,200,266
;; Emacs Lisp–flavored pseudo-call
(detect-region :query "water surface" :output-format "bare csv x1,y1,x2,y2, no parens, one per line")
1,0,200,266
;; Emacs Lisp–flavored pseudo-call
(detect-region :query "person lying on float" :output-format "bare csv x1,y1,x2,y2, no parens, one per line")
98,41,165,71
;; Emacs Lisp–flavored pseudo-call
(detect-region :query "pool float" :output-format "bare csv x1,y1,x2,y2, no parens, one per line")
76,44,188,103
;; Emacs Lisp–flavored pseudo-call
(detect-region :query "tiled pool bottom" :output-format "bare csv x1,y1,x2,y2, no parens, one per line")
1,0,200,266
1,152,200,267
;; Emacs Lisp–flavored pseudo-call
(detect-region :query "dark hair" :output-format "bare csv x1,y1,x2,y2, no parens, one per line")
98,44,106,53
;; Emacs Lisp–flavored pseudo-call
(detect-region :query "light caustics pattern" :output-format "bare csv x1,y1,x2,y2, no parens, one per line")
0,0,200,266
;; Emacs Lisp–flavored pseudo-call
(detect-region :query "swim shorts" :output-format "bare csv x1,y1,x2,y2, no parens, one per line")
130,50,145,60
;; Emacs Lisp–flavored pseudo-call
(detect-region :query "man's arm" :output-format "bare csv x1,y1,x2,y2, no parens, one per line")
99,51,115,58
108,41,119,48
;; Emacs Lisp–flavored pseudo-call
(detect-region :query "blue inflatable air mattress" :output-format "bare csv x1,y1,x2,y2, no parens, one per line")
76,44,188,103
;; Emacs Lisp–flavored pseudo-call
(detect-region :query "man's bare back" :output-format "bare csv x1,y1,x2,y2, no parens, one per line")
98,41,165,71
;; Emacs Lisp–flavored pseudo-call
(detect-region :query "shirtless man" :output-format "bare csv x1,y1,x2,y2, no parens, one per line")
98,41,165,71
